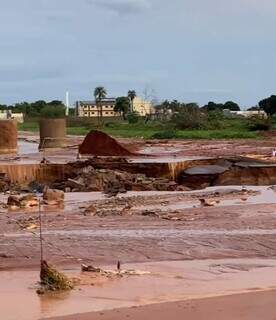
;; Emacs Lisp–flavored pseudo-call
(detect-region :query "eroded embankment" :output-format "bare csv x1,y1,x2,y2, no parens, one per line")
1,156,276,191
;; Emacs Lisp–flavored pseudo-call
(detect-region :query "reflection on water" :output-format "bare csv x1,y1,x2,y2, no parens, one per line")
18,140,38,155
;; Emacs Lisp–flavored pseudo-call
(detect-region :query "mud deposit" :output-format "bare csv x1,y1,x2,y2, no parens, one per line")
2,135,276,319
79,130,135,156
1,187,276,270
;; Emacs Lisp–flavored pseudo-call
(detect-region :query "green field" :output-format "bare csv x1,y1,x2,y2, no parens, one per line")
18,118,261,140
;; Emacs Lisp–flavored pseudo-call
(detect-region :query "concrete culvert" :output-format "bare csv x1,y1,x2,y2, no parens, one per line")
39,119,66,149
0,120,18,154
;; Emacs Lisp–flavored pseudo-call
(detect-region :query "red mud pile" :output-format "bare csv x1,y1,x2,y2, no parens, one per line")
79,130,135,157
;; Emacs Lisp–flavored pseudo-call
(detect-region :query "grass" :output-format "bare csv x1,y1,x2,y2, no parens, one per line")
18,119,260,140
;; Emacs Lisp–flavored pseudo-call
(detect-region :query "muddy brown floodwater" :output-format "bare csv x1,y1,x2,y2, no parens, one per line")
3,259,276,320
2,133,276,319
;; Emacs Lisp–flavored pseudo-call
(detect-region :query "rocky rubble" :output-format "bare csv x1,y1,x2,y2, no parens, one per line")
52,165,182,193
0,173,13,192
43,188,64,205
7,194,39,209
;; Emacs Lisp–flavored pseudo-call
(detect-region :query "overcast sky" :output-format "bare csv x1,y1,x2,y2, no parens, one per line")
1,0,276,107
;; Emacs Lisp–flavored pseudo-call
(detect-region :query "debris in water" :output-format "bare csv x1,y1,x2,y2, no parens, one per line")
81,264,102,273
103,179,127,197
43,187,65,205
199,198,220,207
7,194,39,209
38,260,74,294
81,263,150,276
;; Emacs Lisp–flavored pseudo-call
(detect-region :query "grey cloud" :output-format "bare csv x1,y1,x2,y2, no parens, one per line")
0,63,71,83
89,0,151,14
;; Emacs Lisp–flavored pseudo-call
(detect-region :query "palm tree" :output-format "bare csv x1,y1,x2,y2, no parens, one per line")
94,86,107,124
127,90,136,113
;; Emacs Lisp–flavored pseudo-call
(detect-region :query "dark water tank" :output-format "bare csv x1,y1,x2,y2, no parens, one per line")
39,119,66,149
0,120,18,154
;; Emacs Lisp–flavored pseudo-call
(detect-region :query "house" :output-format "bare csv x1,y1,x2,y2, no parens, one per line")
0,110,24,123
223,109,268,119
76,98,117,118
132,97,154,116
76,96,154,118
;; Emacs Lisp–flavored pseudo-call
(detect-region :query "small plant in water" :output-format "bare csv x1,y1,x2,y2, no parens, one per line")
37,260,74,294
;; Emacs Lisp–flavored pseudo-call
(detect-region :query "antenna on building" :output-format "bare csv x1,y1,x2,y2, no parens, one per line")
65,91,69,116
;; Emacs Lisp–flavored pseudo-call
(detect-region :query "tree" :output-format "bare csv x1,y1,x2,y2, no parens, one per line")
155,100,171,115
201,101,224,112
127,90,136,112
171,106,205,130
259,95,276,116
247,106,260,111
94,86,107,123
114,97,130,119
224,101,240,111
48,100,64,107
40,105,66,118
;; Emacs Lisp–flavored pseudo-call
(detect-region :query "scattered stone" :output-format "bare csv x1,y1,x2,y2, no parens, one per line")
199,198,219,207
0,173,11,192
28,181,45,193
43,188,65,205
81,264,102,273
7,194,39,209
15,217,38,230
141,210,159,217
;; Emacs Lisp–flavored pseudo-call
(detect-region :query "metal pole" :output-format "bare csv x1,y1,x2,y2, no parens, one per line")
38,196,43,264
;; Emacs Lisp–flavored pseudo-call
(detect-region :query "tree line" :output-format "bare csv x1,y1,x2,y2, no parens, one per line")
0,100,66,118
1,91,276,118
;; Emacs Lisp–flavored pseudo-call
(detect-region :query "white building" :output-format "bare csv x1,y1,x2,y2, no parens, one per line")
0,110,24,123
223,109,267,119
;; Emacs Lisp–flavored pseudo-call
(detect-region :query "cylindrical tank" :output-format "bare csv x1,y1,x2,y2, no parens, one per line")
0,120,18,154
39,119,66,149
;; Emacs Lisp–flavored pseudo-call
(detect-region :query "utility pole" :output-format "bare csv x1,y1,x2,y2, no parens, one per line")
65,91,70,116
38,196,44,264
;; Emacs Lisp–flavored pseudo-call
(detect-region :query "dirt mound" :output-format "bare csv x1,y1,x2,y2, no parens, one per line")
79,130,135,157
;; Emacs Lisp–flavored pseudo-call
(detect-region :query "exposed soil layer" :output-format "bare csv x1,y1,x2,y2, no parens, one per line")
179,159,276,189
79,130,135,156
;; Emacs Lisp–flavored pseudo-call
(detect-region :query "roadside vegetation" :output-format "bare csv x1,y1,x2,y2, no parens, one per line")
8,91,276,140
19,114,265,139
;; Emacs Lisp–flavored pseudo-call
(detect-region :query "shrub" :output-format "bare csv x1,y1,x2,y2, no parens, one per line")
104,122,116,128
171,106,205,130
247,116,270,131
127,112,140,124
202,110,225,130
40,105,66,118
151,130,177,139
